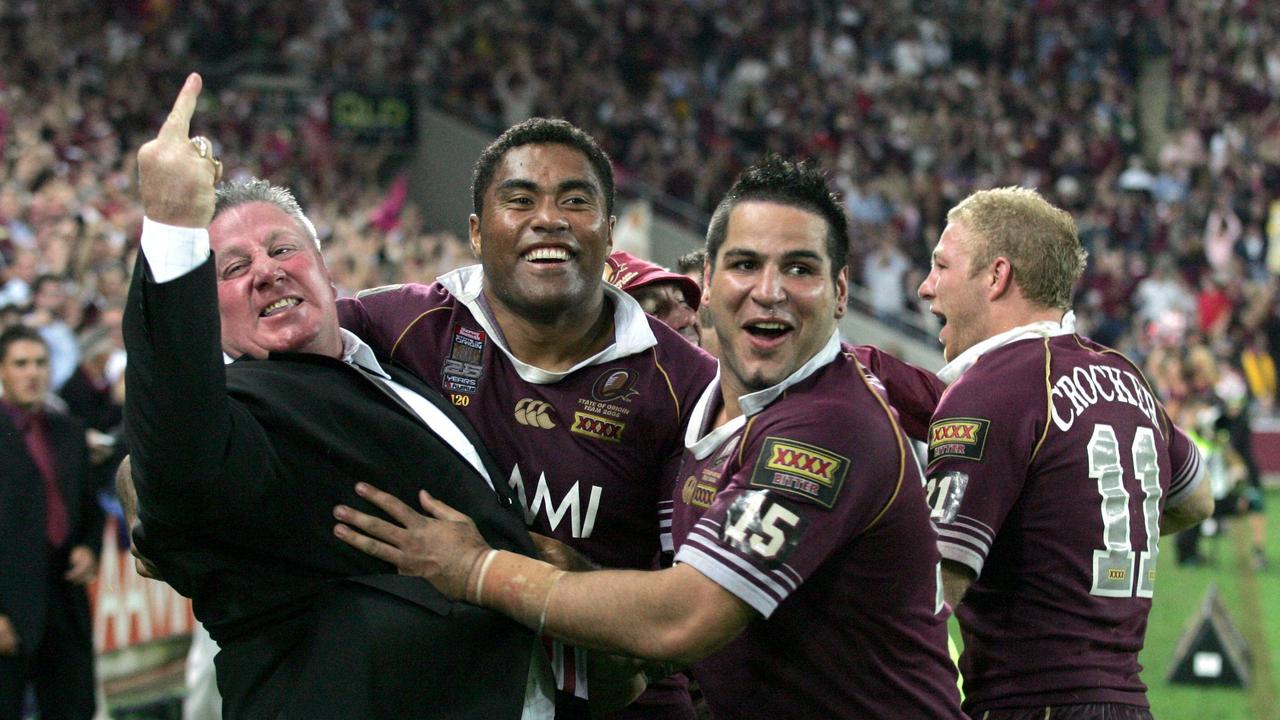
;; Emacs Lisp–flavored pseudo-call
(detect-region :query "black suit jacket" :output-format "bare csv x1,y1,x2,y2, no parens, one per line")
123,256,538,720
0,401,103,656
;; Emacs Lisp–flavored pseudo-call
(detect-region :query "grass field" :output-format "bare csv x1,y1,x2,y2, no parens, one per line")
1142,487,1280,720
948,487,1280,720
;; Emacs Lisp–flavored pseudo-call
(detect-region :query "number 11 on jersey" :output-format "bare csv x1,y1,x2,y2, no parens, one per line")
1088,424,1162,598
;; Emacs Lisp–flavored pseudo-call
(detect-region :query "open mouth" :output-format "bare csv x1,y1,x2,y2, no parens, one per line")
522,247,572,264
744,321,792,340
260,297,300,317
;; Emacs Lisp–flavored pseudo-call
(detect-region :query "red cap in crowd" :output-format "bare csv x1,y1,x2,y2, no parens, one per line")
603,251,701,308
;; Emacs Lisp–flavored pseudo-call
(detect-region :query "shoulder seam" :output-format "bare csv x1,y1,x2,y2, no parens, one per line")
389,306,454,360
1031,336,1053,464
650,346,683,424
853,356,906,534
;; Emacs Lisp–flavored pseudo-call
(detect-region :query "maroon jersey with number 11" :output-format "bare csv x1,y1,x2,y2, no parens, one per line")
928,332,1204,714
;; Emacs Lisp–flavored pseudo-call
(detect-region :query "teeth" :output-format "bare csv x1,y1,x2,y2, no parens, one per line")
751,322,789,330
524,247,570,262
261,298,299,316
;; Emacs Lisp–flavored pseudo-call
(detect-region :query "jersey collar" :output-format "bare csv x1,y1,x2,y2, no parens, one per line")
937,310,1076,386
684,329,842,459
437,264,658,384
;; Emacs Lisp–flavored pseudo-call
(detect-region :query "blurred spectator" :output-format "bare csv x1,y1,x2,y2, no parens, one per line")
604,250,701,346
25,275,79,390
863,233,911,324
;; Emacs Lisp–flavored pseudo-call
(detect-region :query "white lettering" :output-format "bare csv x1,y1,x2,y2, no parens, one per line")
508,465,603,539
1048,364,1160,432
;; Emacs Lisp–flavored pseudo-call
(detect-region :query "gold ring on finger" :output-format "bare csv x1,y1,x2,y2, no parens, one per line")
189,136,211,159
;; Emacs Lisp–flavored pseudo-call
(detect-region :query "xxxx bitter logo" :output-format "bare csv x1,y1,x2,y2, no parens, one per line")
749,437,849,507
570,411,625,442
514,399,557,429
927,418,990,462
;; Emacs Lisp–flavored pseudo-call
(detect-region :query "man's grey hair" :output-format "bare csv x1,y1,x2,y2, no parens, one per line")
214,178,320,250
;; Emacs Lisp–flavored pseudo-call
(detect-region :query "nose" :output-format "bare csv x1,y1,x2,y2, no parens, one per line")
664,302,697,333
917,270,936,301
750,264,786,307
251,253,284,289
531,197,569,233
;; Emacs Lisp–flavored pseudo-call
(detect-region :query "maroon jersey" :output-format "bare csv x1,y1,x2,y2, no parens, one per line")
851,344,943,442
671,337,964,720
927,333,1204,713
339,266,715,710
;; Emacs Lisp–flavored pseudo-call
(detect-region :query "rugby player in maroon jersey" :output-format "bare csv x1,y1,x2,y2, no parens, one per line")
917,187,1214,719
333,156,966,720
339,119,714,719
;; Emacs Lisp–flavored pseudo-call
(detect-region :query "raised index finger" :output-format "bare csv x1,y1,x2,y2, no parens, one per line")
157,73,202,142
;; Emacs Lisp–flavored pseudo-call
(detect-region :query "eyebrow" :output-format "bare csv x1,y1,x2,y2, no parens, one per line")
721,248,826,265
495,178,599,196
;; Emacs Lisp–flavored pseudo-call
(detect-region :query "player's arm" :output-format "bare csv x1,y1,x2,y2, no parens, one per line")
941,560,975,609
334,484,755,665
1158,415,1214,535
1160,473,1213,535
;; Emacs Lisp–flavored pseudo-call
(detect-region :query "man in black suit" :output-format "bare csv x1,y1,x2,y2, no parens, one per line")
124,73,548,720
0,325,104,720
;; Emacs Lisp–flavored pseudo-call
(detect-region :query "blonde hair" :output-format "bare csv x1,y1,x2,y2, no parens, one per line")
947,187,1087,310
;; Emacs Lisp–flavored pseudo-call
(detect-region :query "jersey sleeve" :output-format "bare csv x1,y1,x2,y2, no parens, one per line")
926,372,1038,579
849,344,943,443
674,394,907,617
1162,405,1205,509
337,282,450,360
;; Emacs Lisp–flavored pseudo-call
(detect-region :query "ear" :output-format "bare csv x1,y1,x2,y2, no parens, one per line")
701,262,713,305
468,214,482,258
834,265,849,319
987,257,1013,301
605,215,616,254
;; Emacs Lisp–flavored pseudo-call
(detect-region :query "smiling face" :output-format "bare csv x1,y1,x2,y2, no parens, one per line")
706,201,847,400
209,201,341,359
917,220,991,361
469,143,614,323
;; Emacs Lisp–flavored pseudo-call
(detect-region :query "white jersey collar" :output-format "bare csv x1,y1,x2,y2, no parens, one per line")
937,310,1076,386
684,330,842,459
437,264,657,384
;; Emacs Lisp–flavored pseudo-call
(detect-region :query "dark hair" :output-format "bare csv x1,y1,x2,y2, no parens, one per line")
471,118,615,220
32,273,64,294
0,324,47,363
704,155,848,282
676,248,706,276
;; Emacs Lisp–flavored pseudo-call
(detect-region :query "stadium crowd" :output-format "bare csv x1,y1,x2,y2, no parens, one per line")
0,0,1273,593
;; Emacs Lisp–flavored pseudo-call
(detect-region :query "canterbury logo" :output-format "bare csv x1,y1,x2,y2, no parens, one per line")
514,399,557,429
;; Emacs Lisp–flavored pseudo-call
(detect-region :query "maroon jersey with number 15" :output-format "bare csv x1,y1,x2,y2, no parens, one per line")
927,332,1204,713
671,337,964,720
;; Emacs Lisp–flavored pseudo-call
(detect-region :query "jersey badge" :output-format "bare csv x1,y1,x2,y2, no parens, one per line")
749,437,849,508
928,418,990,463
591,368,639,403
681,471,720,509
441,324,486,395
570,411,625,442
